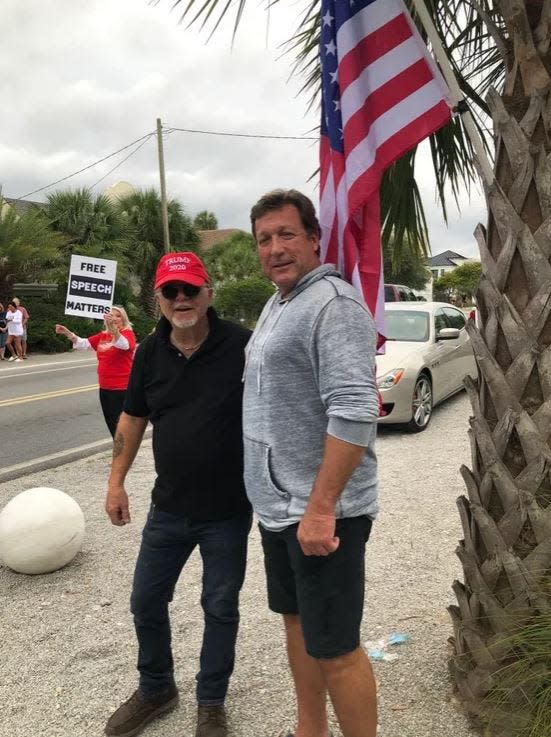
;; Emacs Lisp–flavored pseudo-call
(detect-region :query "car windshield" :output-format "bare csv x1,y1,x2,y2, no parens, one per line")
384,310,429,342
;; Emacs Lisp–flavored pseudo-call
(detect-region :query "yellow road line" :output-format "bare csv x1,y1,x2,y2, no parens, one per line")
0,384,98,408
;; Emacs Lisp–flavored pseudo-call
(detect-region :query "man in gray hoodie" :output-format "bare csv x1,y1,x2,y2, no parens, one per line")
243,190,379,737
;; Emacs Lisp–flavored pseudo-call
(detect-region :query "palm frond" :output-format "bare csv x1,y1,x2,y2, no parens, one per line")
380,150,429,269
173,0,248,41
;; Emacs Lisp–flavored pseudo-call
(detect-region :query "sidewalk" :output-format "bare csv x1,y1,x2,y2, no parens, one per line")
0,392,476,737
0,349,95,368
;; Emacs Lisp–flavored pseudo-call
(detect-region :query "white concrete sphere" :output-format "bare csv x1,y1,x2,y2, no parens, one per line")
0,487,85,574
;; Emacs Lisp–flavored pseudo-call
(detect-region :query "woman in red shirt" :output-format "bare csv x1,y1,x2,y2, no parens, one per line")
55,305,137,437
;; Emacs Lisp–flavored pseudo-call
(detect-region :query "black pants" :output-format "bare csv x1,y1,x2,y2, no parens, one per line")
131,506,252,701
99,388,126,437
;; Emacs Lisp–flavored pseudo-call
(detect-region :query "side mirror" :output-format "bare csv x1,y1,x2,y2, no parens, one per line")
437,327,460,341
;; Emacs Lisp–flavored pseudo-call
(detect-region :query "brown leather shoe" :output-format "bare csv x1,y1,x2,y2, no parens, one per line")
104,687,178,737
195,704,228,737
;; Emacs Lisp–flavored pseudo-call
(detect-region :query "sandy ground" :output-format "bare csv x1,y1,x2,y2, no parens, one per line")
1,391,477,737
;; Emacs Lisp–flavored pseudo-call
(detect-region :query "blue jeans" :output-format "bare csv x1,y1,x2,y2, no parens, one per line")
130,505,252,703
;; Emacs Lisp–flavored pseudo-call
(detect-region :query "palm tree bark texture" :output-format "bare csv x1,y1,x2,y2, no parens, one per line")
448,0,551,727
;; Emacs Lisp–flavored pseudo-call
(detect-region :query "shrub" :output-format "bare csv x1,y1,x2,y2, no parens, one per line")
214,276,274,328
127,311,156,342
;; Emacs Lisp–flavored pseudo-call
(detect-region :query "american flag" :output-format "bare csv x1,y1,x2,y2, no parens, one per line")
319,0,453,342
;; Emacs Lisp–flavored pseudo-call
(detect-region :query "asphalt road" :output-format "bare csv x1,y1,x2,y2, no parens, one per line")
0,352,115,481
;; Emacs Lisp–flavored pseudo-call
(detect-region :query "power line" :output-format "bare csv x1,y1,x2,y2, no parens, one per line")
166,126,318,141
16,131,156,200
88,136,154,190
14,124,318,202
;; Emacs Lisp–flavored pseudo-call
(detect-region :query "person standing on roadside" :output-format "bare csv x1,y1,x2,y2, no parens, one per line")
104,252,251,737
0,303,7,360
55,306,136,437
12,297,29,358
5,301,24,361
244,190,379,737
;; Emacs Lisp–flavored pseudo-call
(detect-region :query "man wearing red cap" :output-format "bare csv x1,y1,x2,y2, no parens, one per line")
104,252,252,737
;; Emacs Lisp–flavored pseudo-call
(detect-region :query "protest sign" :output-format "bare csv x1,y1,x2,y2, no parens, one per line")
64,255,117,319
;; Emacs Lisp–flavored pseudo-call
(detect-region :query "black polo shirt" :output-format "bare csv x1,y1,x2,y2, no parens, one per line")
124,308,252,522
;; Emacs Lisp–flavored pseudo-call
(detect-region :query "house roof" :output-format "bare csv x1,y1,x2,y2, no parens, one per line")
198,228,243,251
427,250,468,267
2,196,45,215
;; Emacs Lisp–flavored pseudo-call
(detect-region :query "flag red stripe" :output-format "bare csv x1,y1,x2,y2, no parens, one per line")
338,14,413,94
342,59,437,154
343,231,358,279
325,220,340,265
320,137,342,266
347,101,451,214
358,202,381,294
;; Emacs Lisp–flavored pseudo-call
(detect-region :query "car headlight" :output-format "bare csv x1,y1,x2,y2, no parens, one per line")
377,368,405,390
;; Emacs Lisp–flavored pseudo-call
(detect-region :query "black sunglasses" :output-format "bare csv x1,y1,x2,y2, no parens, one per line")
160,283,203,300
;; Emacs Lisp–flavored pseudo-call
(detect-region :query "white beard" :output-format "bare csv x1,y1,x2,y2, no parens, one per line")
172,311,198,329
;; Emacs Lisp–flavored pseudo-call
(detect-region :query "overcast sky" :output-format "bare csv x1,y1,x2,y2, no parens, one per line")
2,0,485,258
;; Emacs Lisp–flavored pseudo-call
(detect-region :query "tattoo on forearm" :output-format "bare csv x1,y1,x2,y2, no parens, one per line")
113,433,124,458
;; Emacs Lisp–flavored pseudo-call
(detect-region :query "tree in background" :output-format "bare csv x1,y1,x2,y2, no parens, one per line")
43,188,133,310
383,238,430,291
0,206,64,303
44,189,128,255
202,231,273,325
194,210,218,230
202,231,260,286
117,189,200,317
433,261,481,304
215,277,274,327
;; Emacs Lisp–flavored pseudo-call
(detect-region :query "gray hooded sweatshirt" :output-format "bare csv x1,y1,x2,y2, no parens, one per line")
243,264,379,531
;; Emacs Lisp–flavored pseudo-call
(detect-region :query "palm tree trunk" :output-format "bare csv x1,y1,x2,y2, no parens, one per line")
449,2,551,731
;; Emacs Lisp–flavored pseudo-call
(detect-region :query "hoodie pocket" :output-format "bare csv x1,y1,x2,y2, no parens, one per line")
243,435,290,518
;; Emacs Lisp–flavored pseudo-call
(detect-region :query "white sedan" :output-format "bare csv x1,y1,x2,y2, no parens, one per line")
376,302,477,432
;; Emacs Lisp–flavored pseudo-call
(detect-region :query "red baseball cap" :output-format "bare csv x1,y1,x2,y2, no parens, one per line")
154,252,209,289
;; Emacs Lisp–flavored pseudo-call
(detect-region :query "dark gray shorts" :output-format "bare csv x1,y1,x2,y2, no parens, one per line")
259,516,372,659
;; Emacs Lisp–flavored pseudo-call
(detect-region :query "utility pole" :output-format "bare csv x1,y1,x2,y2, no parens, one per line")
156,117,171,253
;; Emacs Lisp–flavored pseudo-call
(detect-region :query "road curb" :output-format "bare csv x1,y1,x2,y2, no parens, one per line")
0,430,152,484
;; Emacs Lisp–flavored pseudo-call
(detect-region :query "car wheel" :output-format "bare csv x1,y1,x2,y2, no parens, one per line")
406,374,433,432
